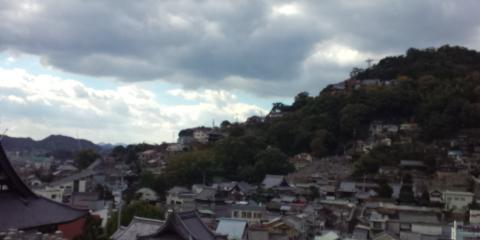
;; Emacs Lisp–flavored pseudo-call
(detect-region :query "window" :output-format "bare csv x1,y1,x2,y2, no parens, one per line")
51,194,57,199
242,212,247,218
246,212,252,218
233,211,239,218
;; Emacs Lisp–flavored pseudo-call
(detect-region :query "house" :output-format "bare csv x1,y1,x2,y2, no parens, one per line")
443,190,474,211
248,227,289,240
369,210,389,232
372,231,399,240
399,160,426,171
352,224,370,240
33,186,64,203
166,186,196,211
49,167,98,197
194,187,219,203
289,153,313,171
214,181,256,201
264,216,306,239
470,210,480,224
315,231,339,240
262,175,289,189
166,143,187,153
136,187,159,202
138,210,226,240
430,190,443,203
215,218,248,240
230,203,266,223
193,129,211,144
111,216,165,240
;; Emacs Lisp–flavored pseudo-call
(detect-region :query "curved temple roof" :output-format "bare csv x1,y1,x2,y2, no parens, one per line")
0,142,88,231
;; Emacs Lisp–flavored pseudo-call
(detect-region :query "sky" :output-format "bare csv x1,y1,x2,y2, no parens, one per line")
1,0,480,144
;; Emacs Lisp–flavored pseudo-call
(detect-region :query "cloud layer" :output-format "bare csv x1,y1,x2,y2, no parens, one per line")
1,0,480,96
0,68,265,143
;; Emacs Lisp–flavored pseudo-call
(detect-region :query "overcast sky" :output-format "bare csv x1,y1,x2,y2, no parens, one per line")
1,0,480,144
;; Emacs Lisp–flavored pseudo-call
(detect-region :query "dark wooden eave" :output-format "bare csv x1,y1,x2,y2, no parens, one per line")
0,142,88,231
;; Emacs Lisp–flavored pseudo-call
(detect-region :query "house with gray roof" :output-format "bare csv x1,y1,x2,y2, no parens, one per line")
262,175,289,189
111,216,165,240
215,218,248,240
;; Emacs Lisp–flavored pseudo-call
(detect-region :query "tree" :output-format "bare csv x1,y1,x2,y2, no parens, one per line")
291,92,311,110
75,149,100,170
339,103,370,137
399,184,415,203
253,147,294,183
419,190,430,206
310,129,336,158
220,120,231,128
308,186,320,201
376,178,393,199
163,150,216,186
139,171,156,189
111,145,126,160
74,215,106,240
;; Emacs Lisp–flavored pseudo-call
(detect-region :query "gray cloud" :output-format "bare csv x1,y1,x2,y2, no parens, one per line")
1,0,480,97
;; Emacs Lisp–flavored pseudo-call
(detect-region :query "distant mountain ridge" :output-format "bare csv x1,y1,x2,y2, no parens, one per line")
1,134,100,153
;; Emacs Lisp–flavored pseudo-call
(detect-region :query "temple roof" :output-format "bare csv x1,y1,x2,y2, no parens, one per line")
0,142,88,231
111,216,165,240
139,211,226,240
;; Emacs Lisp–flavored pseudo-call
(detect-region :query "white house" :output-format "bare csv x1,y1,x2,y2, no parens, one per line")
136,187,159,202
443,190,474,211
193,129,210,144
33,187,64,203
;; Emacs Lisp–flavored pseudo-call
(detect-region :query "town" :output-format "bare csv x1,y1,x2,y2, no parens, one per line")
4,46,480,240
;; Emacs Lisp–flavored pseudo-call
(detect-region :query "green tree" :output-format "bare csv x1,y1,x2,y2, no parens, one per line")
74,215,106,240
310,129,336,158
399,185,415,203
75,149,100,170
339,103,370,137
376,178,393,199
252,147,294,183
163,150,216,186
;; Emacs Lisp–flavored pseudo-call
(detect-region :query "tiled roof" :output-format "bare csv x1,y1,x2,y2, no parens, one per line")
111,216,164,240
139,210,226,240
0,143,88,231
215,218,247,240
262,175,287,189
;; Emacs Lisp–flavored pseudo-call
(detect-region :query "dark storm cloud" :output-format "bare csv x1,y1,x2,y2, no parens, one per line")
1,0,480,96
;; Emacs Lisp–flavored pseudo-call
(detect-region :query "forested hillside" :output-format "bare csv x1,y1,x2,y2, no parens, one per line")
151,45,480,190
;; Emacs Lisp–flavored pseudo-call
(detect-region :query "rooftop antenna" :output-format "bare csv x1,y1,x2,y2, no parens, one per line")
366,58,374,68
212,119,215,128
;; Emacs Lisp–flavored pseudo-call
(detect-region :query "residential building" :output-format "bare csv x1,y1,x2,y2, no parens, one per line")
230,203,266,223
136,187,159,202
443,190,474,211
215,218,248,240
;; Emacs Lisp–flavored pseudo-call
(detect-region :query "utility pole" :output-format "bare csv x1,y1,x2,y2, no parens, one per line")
117,161,125,230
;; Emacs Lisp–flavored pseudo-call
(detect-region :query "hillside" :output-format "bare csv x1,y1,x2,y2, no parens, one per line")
159,45,480,186
1,134,100,153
